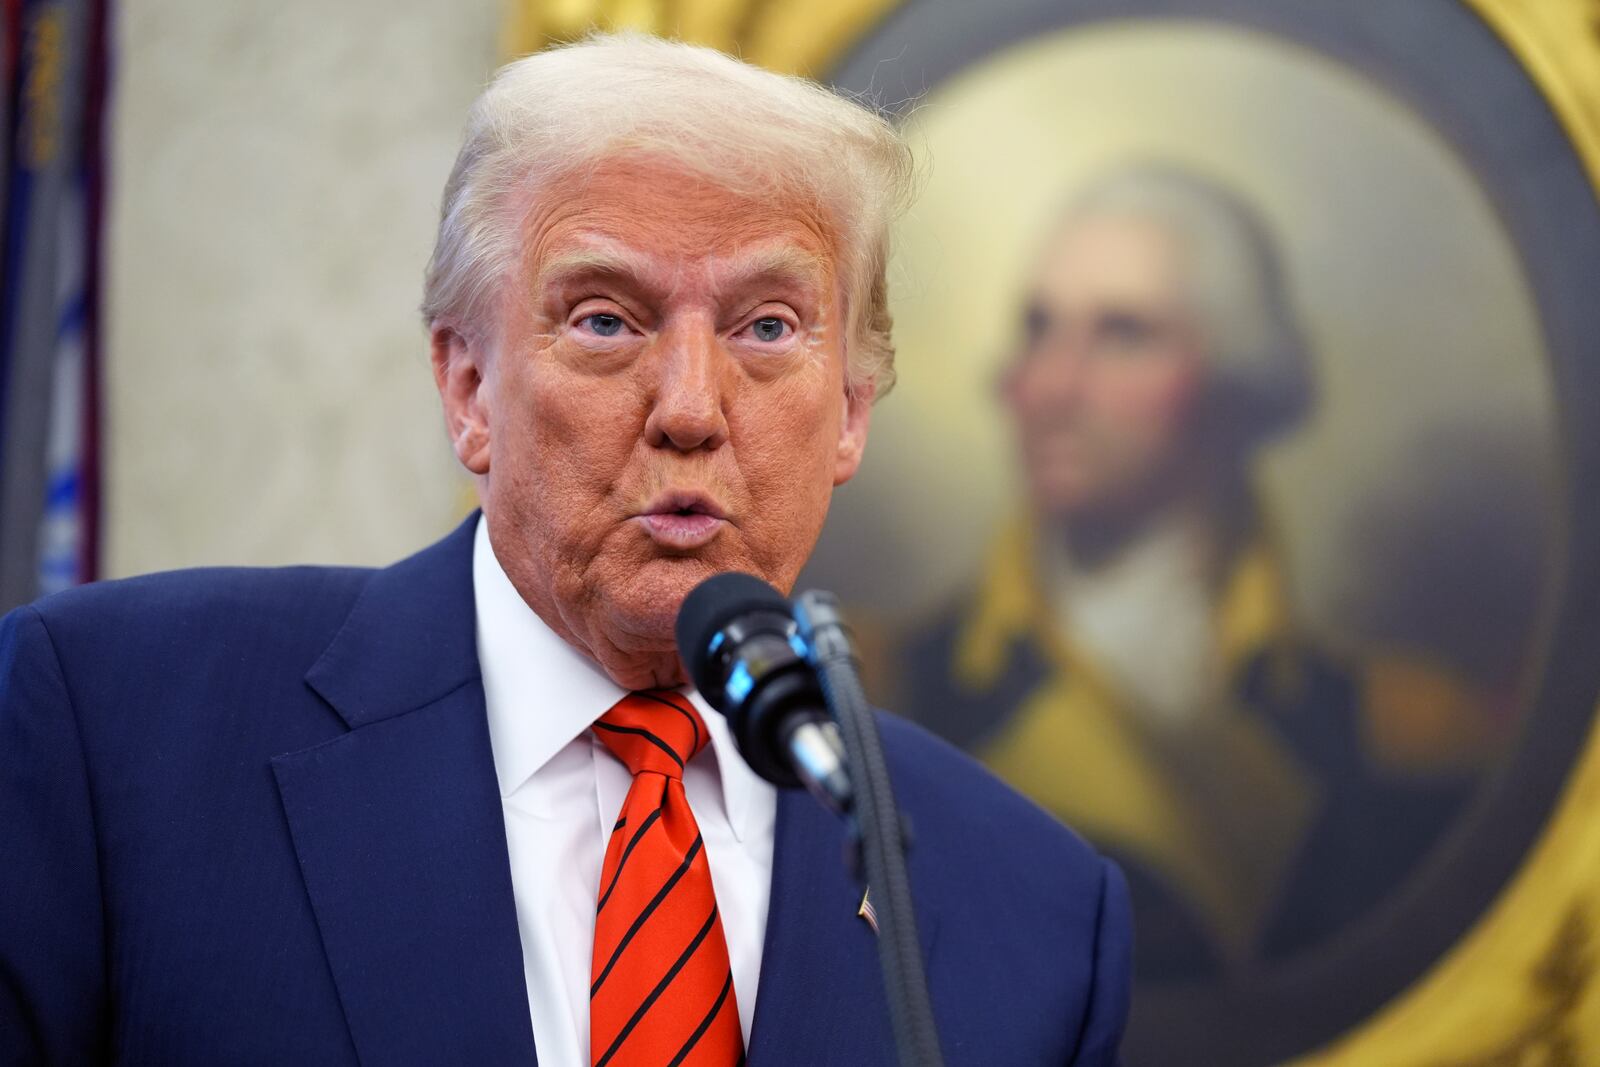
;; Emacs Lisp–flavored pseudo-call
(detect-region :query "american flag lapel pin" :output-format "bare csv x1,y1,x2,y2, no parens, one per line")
857,886,880,935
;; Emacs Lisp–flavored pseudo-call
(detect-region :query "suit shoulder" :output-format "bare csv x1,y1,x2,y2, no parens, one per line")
875,710,1106,883
19,564,374,662
874,708,1129,1051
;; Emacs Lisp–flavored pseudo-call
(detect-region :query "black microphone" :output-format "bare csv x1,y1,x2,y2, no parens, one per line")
675,572,853,813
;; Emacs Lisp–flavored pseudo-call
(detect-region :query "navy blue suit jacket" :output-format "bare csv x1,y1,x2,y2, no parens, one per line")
0,517,1130,1065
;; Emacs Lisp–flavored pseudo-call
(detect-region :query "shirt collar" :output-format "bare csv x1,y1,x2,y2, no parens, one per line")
471,516,761,841
955,509,1299,690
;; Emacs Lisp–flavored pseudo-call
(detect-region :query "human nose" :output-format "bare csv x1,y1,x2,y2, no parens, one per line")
643,317,730,452
1014,332,1091,411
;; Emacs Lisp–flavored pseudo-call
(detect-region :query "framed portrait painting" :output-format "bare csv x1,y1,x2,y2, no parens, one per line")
812,2,1600,1061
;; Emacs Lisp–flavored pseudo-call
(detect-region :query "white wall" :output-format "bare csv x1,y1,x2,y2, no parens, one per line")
105,1,502,577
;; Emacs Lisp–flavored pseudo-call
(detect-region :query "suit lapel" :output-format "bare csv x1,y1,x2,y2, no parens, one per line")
273,517,537,1065
746,789,940,1065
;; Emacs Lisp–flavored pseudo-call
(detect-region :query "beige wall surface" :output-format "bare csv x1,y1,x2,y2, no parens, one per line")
105,1,501,578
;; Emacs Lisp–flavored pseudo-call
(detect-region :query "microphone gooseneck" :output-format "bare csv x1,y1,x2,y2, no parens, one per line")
676,573,945,1067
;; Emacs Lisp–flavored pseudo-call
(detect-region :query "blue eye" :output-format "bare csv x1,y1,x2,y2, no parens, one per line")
584,313,624,337
751,317,788,343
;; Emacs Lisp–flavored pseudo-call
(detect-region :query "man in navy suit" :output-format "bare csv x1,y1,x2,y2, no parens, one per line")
0,34,1130,1066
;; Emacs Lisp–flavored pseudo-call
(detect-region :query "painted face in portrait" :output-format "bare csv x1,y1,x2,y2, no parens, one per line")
434,156,873,689
1002,212,1209,529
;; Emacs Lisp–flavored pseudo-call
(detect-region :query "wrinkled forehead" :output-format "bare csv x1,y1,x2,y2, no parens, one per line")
521,156,842,301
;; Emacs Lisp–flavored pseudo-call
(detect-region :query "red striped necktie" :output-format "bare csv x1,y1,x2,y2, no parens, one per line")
589,690,744,1067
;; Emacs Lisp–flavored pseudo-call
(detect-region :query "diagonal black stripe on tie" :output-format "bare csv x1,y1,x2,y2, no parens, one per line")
594,721,686,770
666,970,736,1067
613,815,628,832
632,690,702,752
597,807,664,914
592,835,705,997
594,904,721,1067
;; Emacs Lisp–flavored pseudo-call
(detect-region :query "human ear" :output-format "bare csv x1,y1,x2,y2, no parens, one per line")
430,325,492,476
832,378,875,486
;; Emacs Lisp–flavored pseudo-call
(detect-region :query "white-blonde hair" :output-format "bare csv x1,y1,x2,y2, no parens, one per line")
1060,164,1312,445
421,33,915,397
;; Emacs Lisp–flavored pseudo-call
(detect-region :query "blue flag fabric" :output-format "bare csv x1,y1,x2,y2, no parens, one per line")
0,0,108,612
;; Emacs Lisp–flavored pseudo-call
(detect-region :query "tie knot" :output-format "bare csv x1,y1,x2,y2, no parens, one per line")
594,690,709,780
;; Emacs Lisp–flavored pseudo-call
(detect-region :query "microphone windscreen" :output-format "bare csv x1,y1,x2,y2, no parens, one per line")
675,572,790,695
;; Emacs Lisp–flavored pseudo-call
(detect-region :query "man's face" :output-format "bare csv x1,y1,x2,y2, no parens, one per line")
1002,213,1207,523
434,157,872,688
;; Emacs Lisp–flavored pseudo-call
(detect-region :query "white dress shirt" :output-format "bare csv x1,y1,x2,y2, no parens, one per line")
472,517,778,1067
